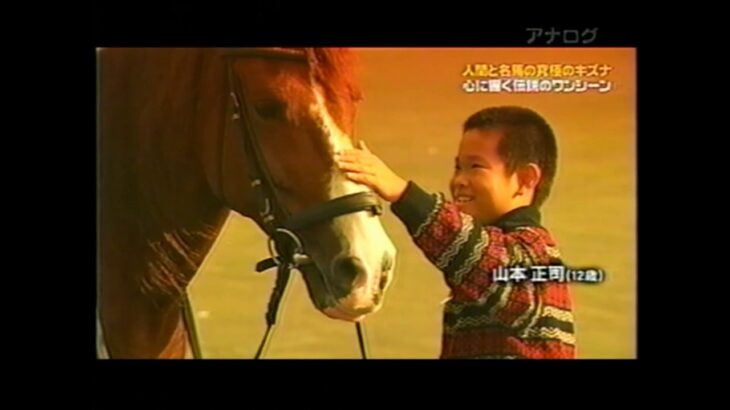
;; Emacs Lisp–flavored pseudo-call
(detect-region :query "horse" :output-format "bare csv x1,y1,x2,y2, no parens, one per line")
97,48,397,358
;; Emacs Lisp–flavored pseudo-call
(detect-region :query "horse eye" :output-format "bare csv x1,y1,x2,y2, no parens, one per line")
254,101,286,121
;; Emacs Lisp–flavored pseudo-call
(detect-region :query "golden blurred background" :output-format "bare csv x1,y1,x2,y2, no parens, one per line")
189,48,636,359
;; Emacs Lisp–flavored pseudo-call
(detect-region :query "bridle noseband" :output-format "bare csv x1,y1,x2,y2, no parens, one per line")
183,48,380,359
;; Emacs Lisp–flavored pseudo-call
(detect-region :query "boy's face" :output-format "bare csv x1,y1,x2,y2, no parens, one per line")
450,129,521,224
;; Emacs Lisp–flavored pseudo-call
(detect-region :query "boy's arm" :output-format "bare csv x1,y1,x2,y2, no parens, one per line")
391,181,565,329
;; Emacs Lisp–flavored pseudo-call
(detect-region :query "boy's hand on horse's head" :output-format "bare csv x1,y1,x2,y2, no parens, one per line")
334,141,408,203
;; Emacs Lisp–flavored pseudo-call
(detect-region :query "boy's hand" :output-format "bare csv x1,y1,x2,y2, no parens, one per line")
334,141,408,203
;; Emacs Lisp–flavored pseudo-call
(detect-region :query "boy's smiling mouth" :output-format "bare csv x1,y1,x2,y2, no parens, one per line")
455,195,474,204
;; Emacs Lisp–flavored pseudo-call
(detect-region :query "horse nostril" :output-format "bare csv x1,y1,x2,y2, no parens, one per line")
332,256,367,288
378,254,393,292
381,254,393,272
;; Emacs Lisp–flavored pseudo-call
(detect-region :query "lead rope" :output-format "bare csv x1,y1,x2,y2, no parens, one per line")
253,264,370,360
254,262,293,359
181,262,369,359
356,322,369,359
182,291,203,359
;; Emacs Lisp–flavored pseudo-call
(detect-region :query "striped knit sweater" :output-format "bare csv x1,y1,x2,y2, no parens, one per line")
391,182,575,359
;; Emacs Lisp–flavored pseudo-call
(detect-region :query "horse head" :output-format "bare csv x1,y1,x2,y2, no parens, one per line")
203,48,396,321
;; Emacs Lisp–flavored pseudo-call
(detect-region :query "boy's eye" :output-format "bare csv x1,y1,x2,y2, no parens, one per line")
471,164,484,169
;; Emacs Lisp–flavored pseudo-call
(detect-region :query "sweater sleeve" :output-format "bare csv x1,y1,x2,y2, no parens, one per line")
391,182,569,330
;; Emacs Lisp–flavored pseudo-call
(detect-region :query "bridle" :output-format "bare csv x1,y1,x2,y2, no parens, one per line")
182,48,381,359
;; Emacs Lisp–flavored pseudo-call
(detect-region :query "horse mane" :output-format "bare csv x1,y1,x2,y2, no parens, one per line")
101,48,224,302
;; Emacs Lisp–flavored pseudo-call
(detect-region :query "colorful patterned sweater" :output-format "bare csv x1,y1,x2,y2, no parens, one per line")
391,182,575,359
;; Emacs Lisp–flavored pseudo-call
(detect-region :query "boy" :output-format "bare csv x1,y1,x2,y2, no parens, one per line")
334,106,574,359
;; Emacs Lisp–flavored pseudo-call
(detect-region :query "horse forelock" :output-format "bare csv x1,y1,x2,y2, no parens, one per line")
306,48,362,107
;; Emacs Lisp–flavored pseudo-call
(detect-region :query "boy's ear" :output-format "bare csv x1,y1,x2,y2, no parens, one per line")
515,163,541,197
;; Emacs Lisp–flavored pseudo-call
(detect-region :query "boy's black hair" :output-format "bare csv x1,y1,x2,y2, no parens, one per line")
463,106,558,207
